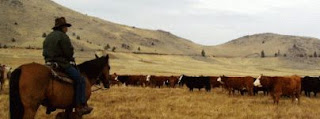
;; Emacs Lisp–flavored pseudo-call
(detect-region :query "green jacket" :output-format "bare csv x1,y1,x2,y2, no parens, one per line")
43,30,74,69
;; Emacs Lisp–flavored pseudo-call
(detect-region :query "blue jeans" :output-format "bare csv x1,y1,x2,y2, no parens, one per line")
64,66,86,105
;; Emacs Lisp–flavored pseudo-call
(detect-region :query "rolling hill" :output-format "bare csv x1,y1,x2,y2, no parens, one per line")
206,33,320,58
1,0,320,58
0,0,203,55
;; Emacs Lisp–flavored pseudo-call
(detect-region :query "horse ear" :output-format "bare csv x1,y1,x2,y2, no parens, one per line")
106,54,109,59
95,54,99,59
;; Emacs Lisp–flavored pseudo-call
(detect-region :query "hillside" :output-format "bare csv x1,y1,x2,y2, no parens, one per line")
0,0,203,55
2,0,320,58
206,33,320,57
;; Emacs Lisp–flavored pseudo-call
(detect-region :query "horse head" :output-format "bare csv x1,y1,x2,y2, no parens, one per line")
96,54,111,89
78,54,111,89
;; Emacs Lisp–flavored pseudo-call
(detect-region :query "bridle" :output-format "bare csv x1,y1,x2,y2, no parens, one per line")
91,66,110,92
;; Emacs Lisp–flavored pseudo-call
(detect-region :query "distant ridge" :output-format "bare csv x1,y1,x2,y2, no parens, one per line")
0,0,203,55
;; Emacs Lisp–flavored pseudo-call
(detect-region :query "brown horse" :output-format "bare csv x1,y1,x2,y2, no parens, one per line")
10,55,111,119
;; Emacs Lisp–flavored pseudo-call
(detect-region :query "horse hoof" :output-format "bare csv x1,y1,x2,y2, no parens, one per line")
71,112,83,119
56,112,82,119
56,112,65,119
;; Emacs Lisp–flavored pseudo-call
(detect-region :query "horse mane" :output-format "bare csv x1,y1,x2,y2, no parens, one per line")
77,56,109,80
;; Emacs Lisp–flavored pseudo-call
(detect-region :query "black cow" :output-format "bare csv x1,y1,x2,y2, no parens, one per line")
302,76,320,97
178,75,211,92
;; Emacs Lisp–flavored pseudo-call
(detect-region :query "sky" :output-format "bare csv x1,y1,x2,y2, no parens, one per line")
52,0,320,45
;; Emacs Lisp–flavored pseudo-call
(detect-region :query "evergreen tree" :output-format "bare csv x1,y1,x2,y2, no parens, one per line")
201,49,206,57
261,50,265,58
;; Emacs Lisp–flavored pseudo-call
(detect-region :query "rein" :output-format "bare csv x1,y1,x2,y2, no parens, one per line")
91,85,103,92
91,72,107,92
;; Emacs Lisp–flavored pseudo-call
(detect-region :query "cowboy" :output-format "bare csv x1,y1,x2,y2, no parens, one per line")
42,17,93,115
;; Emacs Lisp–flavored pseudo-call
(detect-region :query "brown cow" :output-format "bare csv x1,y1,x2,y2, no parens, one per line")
208,76,221,88
147,75,170,88
109,74,120,86
253,75,301,104
217,76,254,96
168,76,180,88
115,74,148,87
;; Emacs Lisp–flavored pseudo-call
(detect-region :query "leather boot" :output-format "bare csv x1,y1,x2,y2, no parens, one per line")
75,105,93,116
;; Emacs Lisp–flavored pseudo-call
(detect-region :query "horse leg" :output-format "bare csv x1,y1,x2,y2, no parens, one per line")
23,106,39,119
0,80,3,91
56,108,75,119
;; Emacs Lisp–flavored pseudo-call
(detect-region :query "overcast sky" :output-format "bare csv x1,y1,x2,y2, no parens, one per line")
52,0,320,45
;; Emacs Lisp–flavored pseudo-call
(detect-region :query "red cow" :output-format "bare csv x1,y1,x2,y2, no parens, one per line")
168,76,179,88
208,76,221,88
115,74,148,87
253,75,301,104
217,76,254,96
147,75,170,88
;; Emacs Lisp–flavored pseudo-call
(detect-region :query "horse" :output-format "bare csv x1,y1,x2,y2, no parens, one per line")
10,54,111,119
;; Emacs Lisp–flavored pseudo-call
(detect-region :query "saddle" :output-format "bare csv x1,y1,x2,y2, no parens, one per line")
46,62,73,84
45,62,75,114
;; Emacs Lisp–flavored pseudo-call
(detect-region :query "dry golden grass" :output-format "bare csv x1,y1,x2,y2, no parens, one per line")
2,85,320,119
1,49,320,119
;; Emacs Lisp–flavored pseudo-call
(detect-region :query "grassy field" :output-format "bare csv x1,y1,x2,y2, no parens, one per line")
1,49,320,119
1,85,320,119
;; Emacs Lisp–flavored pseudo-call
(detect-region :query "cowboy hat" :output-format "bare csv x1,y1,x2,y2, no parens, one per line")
52,17,72,29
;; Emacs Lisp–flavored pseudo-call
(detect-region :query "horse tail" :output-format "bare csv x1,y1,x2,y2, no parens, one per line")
9,68,23,119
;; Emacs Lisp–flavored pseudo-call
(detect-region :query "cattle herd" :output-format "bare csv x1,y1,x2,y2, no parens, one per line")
106,73,320,104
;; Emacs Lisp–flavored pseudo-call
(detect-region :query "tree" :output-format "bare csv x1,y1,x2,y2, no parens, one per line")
112,47,116,52
80,48,84,52
104,44,110,50
274,53,278,57
42,33,47,38
3,45,7,49
201,49,206,57
77,36,80,40
261,50,265,58
283,54,287,57
138,47,141,51
11,38,16,42
314,51,317,58
293,44,297,48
